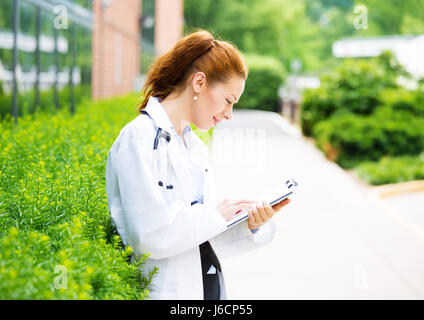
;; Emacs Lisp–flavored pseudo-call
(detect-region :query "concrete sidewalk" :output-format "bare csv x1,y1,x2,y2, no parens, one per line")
211,109,424,299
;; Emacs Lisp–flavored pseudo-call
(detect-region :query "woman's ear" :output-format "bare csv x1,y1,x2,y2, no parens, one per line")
192,71,206,94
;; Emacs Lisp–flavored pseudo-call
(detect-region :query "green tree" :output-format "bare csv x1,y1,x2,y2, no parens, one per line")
354,0,424,35
184,0,326,71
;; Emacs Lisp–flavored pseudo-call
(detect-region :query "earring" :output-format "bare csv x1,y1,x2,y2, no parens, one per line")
193,95,198,101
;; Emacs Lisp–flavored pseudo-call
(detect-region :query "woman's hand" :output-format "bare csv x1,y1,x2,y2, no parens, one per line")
247,198,291,230
216,199,258,222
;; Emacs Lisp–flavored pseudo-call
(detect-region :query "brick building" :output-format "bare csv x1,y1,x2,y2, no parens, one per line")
0,0,183,121
91,0,184,100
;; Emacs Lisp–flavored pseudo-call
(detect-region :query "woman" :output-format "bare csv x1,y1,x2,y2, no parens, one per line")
105,29,290,300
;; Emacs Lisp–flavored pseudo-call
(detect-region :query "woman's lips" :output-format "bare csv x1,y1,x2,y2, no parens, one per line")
213,116,220,126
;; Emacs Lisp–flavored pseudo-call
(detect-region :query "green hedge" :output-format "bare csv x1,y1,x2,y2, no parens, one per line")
301,52,401,137
300,51,424,185
378,87,424,117
355,153,424,185
0,94,157,299
237,53,285,112
313,110,424,168
0,83,91,121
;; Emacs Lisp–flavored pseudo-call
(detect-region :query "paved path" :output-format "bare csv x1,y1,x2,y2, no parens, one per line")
210,110,424,299
378,191,424,236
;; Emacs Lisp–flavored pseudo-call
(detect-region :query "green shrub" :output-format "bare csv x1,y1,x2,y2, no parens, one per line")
378,87,424,117
313,111,424,168
237,53,285,112
301,50,424,185
0,220,153,299
0,94,157,299
0,84,91,121
355,153,424,185
301,51,401,136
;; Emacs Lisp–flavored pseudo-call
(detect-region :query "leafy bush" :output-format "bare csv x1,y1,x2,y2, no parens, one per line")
0,94,157,299
313,110,424,168
301,50,424,184
355,153,424,185
301,51,401,136
237,53,286,112
0,84,91,121
378,87,424,117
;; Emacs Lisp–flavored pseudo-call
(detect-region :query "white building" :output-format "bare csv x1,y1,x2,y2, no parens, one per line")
333,34,424,81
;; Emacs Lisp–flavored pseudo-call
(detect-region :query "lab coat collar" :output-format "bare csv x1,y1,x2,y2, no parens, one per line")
142,95,209,205
144,96,193,148
143,96,175,135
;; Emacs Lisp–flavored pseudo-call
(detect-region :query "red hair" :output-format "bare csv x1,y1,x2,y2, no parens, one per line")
138,29,248,112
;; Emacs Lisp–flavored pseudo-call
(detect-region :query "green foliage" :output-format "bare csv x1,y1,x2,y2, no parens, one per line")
313,110,424,168
0,84,91,121
355,0,424,36
184,0,424,73
184,0,334,72
0,94,157,299
355,152,424,185
237,54,286,112
302,51,424,185
301,52,401,136
378,87,424,117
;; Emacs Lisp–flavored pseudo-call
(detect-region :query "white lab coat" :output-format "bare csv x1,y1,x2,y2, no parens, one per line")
105,96,276,300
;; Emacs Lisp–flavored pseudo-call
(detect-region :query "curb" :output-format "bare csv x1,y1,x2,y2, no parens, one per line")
367,180,424,243
370,180,424,198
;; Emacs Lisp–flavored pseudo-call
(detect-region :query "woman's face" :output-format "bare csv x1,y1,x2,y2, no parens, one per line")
191,73,245,131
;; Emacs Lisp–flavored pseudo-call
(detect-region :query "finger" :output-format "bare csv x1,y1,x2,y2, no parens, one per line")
272,201,287,211
233,203,255,215
272,198,290,211
234,203,255,210
256,201,267,222
262,200,275,217
247,207,255,222
252,205,261,223
233,199,258,205
280,198,291,207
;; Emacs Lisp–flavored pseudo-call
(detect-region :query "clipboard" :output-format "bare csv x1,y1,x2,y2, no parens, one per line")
226,178,298,229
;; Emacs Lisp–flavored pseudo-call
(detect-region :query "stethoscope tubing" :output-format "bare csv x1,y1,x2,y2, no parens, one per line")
140,110,174,190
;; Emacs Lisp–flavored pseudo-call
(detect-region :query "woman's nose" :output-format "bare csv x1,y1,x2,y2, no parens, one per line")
223,106,233,120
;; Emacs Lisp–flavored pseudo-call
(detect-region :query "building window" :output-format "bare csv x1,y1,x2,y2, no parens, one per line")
141,0,156,75
0,0,92,121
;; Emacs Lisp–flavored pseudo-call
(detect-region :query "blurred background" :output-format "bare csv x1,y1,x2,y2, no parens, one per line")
0,0,423,299
0,0,184,119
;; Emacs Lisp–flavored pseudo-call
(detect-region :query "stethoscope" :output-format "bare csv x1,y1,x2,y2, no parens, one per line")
141,110,174,190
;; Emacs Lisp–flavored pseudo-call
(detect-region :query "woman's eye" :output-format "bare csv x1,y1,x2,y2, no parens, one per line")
226,99,232,104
